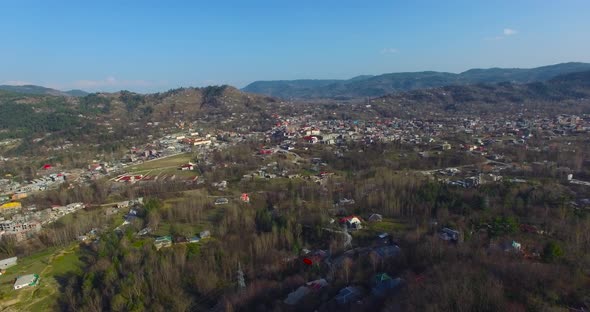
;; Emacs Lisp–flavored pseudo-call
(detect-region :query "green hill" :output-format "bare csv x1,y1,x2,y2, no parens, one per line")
243,62,590,99
0,85,88,97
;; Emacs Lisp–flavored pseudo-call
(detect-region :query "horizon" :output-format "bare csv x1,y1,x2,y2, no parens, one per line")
1,61,589,94
1,0,590,93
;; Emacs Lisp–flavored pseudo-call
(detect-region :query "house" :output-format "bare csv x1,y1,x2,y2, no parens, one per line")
154,236,173,250
439,227,461,242
214,198,229,205
339,215,362,230
240,193,250,203
501,240,522,252
179,163,195,171
303,135,319,144
212,180,228,189
371,245,401,260
189,236,201,243
13,274,39,290
199,230,211,239
284,278,328,305
0,256,17,270
338,198,356,206
11,193,27,200
335,286,363,305
372,273,405,297
304,249,329,265
137,227,152,236
368,213,383,222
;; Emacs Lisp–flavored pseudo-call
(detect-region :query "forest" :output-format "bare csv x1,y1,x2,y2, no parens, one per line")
3,140,581,312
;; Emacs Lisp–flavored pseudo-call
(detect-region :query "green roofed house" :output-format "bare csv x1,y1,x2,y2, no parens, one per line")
14,274,40,290
372,273,404,297
154,235,173,250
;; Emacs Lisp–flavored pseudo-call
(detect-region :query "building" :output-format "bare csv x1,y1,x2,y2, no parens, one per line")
339,215,362,230
368,213,383,222
11,193,27,200
214,198,229,205
0,220,42,241
284,279,329,305
439,227,461,242
0,201,22,212
13,274,39,290
154,236,173,250
372,273,404,297
0,256,17,270
179,163,195,171
199,230,211,239
335,286,362,305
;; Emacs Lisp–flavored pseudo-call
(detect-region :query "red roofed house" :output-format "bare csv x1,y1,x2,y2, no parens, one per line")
42,164,52,170
179,163,195,171
339,215,362,229
303,136,319,144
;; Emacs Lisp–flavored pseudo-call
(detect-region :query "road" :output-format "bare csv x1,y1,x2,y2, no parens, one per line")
322,226,352,249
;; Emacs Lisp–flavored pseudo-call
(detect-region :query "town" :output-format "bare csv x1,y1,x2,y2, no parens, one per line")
0,89,589,311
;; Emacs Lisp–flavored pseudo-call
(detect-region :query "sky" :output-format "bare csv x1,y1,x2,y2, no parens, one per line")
1,0,589,93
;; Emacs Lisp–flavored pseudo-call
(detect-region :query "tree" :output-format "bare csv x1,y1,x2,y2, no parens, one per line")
542,241,563,263
342,257,353,284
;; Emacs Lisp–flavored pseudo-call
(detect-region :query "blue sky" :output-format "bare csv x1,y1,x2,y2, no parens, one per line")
1,0,589,92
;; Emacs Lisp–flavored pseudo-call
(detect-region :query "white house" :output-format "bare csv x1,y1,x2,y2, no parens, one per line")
0,256,17,270
14,274,39,290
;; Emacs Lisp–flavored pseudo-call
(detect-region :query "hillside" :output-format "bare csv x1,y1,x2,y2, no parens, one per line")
372,70,590,117
243,62,590,99
0,85,89,97
0,85,278,154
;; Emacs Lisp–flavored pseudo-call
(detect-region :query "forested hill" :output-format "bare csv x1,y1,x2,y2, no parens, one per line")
372,70,590,118
242,62,590,99
0,85,88,97
0,85,278,154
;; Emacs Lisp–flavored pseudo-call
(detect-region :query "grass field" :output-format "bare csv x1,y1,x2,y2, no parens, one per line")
152,193,215,238
129,153,194,171
0,243,82,311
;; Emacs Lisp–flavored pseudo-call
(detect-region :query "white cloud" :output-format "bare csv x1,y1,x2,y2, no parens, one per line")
503,28,518,36
484,28,519,41
1,80,33,86
380,48,398,54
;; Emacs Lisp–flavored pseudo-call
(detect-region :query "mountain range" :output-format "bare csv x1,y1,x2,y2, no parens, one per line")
242,62,590,99
371,69,590,118
0,85,88,97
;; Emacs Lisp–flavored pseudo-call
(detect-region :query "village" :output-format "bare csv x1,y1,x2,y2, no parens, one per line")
0,107,588,310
